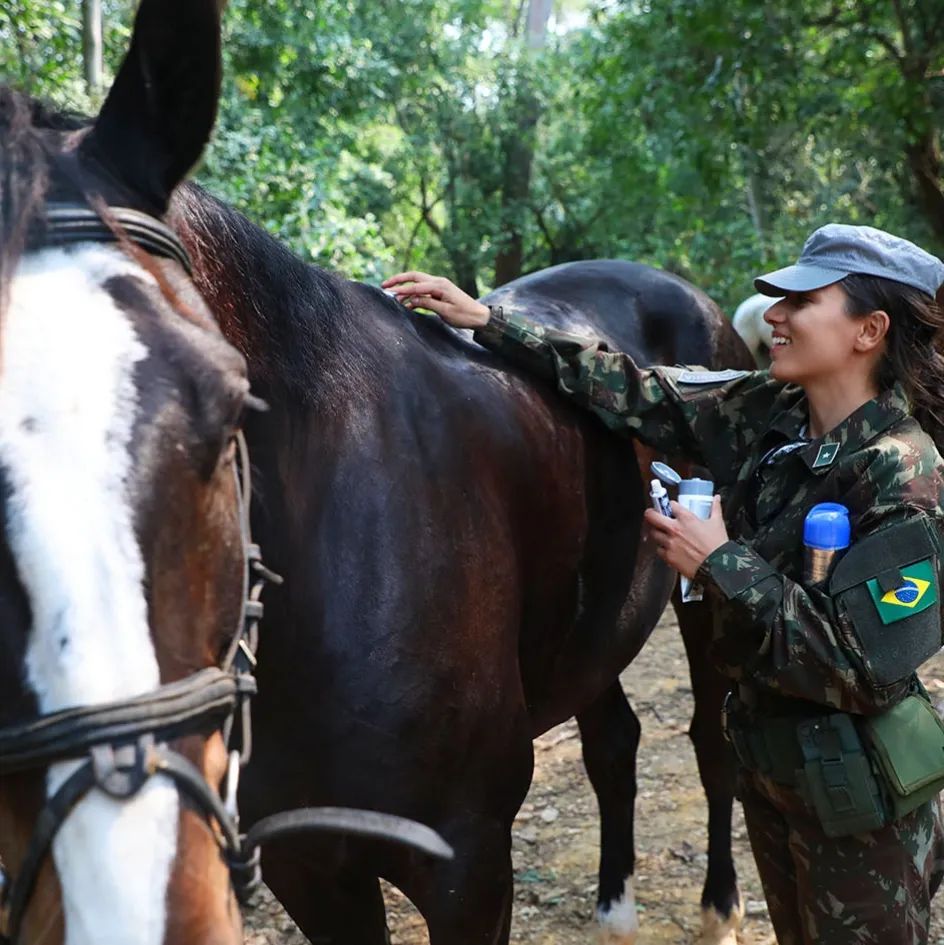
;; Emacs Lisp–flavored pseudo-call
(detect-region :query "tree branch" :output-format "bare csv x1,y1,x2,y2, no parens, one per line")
511,0,527,39
530,204,556,253
807,2,853,29
418,175,443,237
890,0,915,60
806,1,905,66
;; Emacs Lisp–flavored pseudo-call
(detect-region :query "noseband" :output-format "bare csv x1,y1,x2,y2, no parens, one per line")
0,205,451,943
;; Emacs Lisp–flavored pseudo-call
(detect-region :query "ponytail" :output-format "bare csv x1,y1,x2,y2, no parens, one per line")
842,273,944,455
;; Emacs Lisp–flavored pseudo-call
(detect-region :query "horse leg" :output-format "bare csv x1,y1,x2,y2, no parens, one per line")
675,596,742,945
404,725,533,945
415,817,517,945
577,681,642,945
259,842,390,945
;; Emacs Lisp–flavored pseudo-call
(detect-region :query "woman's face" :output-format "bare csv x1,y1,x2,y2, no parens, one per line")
763,282,872,387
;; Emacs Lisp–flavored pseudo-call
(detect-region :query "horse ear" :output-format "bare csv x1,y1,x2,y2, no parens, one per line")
82,0,222,214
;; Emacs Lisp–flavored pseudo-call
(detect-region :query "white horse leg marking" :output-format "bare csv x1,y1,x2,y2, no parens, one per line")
698,898,744,945
1,246,178,945
596,877,640,945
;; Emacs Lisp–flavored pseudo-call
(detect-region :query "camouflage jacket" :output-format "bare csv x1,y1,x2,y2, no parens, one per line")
475,308,944,715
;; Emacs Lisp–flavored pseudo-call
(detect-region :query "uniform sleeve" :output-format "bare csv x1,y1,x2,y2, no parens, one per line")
697,453,944,714
475,307,782,487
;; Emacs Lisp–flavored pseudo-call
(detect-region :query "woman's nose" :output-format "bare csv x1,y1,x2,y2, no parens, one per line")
763,300,786,325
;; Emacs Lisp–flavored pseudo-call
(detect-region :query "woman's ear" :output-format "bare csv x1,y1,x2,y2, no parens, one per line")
854,309,890,353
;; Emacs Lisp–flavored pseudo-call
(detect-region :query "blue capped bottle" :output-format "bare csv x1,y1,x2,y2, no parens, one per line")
803,503,851,583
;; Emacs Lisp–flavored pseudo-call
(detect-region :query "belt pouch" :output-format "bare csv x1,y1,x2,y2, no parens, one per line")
860,694,944,821
796,713,887,837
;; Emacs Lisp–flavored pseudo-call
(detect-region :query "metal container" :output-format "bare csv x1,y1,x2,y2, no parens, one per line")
803,503,851,583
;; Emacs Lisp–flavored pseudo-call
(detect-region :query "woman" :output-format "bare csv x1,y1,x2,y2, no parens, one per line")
384,224,944,945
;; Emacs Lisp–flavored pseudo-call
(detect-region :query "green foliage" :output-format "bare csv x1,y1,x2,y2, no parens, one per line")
0,0,134,109
2,0,942,313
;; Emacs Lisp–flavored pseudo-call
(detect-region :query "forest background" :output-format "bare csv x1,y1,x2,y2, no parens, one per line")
2,0,942,313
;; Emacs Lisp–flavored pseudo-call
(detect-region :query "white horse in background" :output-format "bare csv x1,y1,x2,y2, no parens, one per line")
732,292,777,366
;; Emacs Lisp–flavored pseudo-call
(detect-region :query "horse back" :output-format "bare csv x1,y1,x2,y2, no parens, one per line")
485,259,752,371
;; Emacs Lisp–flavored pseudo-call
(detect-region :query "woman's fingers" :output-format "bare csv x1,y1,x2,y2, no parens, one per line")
384,271,490,328
389,281,444,300
643,508,677,535
409,296,449,315
382,270,435,288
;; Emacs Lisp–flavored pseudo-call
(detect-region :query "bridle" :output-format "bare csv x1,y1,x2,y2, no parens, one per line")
0,204,451,944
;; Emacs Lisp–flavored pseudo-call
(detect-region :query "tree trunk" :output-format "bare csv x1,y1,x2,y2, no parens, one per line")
525,0,553,48
743,158,769,261
493,90,540,286
451,256,480,298
906,129,944,246
82,0,103,97
494,0,552,286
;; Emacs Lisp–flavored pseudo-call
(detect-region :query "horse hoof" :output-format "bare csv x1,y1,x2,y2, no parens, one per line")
597,930,637,945
696,898,744,945
595,879,640,945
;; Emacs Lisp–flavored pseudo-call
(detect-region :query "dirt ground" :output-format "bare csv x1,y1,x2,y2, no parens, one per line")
243,605,944,945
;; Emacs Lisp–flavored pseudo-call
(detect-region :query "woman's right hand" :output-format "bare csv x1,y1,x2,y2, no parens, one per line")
382,271,492,330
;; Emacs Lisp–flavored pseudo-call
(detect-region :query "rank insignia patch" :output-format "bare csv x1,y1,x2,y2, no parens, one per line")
867,559,938,625
812,442,840,468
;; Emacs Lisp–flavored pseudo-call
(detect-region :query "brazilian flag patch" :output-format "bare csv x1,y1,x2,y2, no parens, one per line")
867,559,939,625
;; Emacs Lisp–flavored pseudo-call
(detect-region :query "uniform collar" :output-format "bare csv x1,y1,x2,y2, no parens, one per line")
793,382,911,475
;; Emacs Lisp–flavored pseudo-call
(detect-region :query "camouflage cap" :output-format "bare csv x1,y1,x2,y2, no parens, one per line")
755,224,944,299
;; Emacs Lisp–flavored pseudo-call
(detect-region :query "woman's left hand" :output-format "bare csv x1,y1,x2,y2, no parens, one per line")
643,495,729,579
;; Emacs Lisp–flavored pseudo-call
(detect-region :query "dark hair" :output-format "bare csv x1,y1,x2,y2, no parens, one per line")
841,272,944,453
0,89,53,308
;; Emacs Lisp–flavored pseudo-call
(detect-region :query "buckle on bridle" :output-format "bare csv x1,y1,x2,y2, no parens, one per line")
223,749,241,822
91,736,160,800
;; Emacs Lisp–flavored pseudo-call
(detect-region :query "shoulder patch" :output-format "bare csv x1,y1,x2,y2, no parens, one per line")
676,369,750,385
867,559,938,625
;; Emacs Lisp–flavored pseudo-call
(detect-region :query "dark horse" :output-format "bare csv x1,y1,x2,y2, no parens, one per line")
0,1,256,943
174,182,754,945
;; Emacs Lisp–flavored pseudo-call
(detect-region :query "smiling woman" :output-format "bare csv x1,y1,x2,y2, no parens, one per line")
0,1,255,943
384,224,944,944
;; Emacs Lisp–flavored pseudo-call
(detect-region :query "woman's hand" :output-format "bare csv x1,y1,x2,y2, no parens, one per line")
382,271,491,330
643,496,729,579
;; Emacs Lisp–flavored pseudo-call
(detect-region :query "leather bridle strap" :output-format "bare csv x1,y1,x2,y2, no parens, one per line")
27,204,193,275
0,668,253,775
1,746,455,945
2,739,242,942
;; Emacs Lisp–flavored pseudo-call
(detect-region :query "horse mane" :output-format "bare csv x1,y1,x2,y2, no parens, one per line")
0,91,96,305
0,88,55,305
172,182,387,406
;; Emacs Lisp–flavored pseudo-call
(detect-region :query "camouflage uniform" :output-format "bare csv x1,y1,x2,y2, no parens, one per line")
475,308,944,943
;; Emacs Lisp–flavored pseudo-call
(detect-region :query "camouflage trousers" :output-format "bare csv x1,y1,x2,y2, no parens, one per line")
741,770,944,944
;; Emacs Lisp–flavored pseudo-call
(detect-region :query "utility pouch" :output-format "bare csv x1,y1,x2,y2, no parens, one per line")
829,518,942,687
860,694,944,821
796,712,887,837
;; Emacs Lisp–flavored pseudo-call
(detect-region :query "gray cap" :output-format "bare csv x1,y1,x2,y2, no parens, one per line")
754,224,944,299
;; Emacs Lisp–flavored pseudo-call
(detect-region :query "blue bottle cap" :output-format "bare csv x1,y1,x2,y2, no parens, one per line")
803,503,851,550
651,461,681,486
679,477,714,496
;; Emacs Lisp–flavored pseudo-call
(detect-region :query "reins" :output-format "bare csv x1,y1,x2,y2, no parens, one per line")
0,204,452,945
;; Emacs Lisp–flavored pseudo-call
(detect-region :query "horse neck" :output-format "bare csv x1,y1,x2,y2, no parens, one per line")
171,184,379,407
